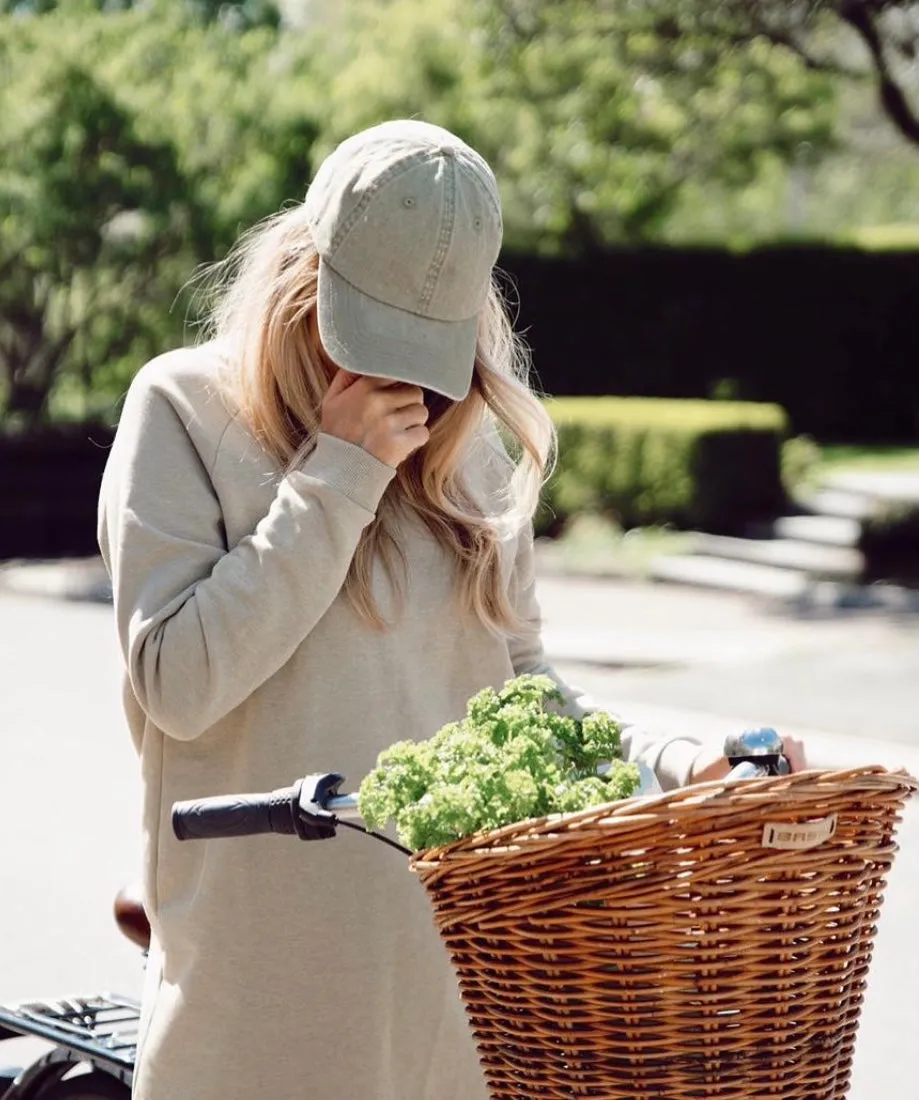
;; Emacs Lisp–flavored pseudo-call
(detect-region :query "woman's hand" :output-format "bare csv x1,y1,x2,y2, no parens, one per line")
689,734,807,784
320,369,430,468
779,735,807,773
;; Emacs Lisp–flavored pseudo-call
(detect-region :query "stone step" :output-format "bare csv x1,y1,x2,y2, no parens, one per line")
650,555,810,600
798,489,880,522
823,470,919,504
690,534,862,578
799,471,919,522
772,514,861,547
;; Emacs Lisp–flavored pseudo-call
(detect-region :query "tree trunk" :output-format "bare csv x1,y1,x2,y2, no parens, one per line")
838,2,919,148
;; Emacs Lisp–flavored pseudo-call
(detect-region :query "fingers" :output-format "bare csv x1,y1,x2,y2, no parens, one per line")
401,424,431,455
356,381,427,422
319,369,430,467
389,384,426,411
387,402,430,430
324,368,362,400
365,378,425,410
325,371,424,410
782,736,807,773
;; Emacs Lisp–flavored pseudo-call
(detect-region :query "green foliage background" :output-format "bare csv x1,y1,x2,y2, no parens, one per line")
0,0,915,425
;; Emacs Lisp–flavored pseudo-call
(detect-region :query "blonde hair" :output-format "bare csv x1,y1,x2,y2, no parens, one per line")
195,205,555,633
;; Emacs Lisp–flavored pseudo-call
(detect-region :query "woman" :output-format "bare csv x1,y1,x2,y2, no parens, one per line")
98,120,802,1100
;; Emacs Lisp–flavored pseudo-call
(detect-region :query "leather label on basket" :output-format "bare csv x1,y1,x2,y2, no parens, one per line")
762,814,838,850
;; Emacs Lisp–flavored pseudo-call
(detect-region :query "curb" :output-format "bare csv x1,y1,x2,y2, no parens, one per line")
588,565,919,615
3,556,918,616
0,558,112,604
541,628,807,669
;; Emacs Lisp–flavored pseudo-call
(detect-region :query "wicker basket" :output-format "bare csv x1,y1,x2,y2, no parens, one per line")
411,766,917,1100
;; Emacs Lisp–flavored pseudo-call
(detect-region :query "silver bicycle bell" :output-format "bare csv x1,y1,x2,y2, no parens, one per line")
723,727,790,780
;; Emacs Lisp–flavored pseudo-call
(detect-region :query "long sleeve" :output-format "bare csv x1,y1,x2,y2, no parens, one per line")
506,524,702,790
97,355,395,741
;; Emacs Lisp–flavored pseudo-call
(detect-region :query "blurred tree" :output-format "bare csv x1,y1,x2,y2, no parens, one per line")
607,1,919,150
0,4,318,425
0,0,903,423
663,74,919,244
744,1,917,150
0,0,281,30
305,0,838,251
611,0,919,239
0,62,192,422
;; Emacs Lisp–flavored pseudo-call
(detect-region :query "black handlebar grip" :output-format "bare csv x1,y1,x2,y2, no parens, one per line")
172,785,299,841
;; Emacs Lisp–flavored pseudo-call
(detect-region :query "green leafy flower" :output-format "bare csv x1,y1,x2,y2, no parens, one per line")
358,675,642,851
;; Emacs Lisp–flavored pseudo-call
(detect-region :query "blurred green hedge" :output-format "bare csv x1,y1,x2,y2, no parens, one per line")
0,398,789,561
504,247,919,444
538,397,789,536
0,422,115,560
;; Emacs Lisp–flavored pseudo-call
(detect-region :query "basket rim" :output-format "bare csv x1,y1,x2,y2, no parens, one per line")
409,765,918,870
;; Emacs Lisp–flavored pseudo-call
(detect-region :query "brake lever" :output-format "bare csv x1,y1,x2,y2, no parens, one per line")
292,772,345,840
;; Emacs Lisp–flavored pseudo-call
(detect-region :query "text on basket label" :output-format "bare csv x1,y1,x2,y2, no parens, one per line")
762,814,838,850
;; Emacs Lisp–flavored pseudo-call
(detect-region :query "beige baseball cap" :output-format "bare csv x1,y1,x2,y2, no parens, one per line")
303,120,503,401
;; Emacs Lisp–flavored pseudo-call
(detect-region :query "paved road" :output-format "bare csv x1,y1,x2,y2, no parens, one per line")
536,573,919,748
540,576,919,1099
0,587,916,1096
0,595,142,1071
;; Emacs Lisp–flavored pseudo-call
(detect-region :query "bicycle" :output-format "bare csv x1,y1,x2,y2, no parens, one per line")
0,887,145,1100
1,730,913,1100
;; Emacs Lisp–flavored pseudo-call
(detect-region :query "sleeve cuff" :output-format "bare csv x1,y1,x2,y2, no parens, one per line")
654,739,702,791
293,433,397,514
619,720,702,792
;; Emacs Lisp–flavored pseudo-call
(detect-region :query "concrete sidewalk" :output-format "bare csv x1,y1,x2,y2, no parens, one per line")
534,572,919,773
551,680,919,777
3,555,917,779
1,576,914,1099
535,569,918,669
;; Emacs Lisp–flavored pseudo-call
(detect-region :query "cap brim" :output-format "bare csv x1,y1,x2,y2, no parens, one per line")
316,261,477,401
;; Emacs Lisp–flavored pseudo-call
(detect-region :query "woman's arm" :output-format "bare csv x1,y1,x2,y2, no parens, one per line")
505,523,709,790
505,527,807,786
98,352,395,741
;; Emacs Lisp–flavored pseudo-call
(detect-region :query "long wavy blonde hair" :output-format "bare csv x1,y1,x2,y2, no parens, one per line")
196,205,555,633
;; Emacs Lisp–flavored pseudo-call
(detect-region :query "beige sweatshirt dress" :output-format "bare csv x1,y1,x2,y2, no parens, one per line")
97,343,702,1100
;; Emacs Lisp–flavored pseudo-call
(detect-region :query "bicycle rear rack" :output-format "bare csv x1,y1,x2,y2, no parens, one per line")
0,994,139,1088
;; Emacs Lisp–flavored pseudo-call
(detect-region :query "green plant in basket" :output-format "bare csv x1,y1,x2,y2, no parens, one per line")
358,675,641,852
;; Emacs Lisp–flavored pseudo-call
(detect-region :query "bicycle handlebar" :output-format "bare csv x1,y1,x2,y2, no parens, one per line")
172,728,787,845
172,774,359,842
172,786,301,840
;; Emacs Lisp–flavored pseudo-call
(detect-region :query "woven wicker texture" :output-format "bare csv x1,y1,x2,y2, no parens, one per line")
411,767,917,1099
